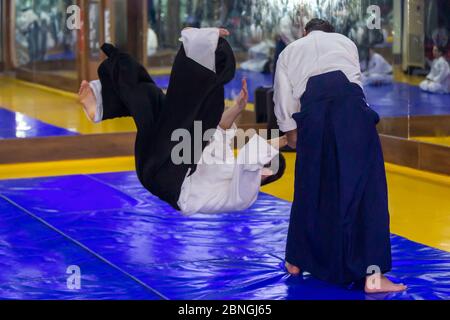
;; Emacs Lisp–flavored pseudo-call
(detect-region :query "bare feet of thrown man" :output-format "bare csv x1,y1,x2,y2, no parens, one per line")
78,80,97,122
365,274,407,293
285,262,301,276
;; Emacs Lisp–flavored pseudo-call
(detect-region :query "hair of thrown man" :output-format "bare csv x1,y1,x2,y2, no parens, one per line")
304,18,336,34
435,45,447,56
261,153,287,187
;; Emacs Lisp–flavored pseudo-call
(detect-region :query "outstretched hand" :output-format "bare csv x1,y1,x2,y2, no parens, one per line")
235,78,248,111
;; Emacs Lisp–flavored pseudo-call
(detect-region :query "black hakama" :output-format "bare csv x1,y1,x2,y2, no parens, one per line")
97,39,236,209
286,70,392,284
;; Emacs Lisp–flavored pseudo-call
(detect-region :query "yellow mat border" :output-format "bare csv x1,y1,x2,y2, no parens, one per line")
0,156,448,185
2,76,255,112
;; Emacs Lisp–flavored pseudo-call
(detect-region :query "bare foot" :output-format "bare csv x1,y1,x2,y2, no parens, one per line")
78,80,97,122
285,262,301,276
365,274,407,293
218,28,230,37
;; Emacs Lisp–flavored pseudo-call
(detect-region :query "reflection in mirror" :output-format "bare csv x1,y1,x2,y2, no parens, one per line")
1,0,448,155
406,0,450,148
14,0,78,90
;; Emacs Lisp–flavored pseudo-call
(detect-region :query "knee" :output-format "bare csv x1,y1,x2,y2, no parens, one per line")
419,81,428,91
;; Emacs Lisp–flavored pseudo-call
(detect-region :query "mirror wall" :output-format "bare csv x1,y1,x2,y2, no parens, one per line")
0,0,449,157
13,0,78,90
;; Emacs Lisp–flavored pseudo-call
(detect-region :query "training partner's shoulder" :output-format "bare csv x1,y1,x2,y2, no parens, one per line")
279,36,310,63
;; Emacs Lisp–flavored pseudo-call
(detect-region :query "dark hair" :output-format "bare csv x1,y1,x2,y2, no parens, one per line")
261,153,286,187
305,18,335,34
435,45,447,56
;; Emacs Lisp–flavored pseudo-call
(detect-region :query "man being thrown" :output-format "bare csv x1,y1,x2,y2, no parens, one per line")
274,18,406,293
79,27,286,215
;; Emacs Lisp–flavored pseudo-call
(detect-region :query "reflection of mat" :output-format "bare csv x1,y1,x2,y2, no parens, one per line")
153,70,450,117
413,136,450,147
0,107,78,139
364,83,450,117
1,171,449,300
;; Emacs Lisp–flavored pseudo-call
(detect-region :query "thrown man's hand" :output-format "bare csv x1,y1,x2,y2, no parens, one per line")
235,78,248,111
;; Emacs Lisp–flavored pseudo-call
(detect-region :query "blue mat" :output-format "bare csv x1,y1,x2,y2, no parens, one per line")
44,51,76,62
0,171,449,300
0,108,78,139
153,70,450,117
0,197,162,300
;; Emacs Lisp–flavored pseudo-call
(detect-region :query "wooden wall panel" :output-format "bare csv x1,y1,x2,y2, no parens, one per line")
1,132,448,176
377,117,409,138
419,143,450,176
410,116,450,137
379,134,419,168
0,133,135,164
378,115,450,138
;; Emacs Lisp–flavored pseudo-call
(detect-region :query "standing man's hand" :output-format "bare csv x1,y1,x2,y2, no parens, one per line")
286,130,298,149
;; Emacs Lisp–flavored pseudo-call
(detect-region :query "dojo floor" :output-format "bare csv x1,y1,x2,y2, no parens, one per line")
0,153,449,300
0,73,449,300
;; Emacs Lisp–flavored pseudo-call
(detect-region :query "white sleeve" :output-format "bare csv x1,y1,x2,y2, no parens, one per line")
181,28,220,72
222,134,280,212
273,53,300,132
89,80,103,123
426,61,436,81
433,60,450,84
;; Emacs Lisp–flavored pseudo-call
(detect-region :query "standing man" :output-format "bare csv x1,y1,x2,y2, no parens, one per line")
274,18,407,293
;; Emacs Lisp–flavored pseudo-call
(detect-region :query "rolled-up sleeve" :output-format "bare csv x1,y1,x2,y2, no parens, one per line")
181,28,220,73
273,54,300,132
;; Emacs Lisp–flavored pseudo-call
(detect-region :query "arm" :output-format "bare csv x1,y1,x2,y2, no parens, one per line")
431,60,450,84
223,134,280,212
285,130,298,149
219,78,248,130
427,61,438,81
273,53,300,149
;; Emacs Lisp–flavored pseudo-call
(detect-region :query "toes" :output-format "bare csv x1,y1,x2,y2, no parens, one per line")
285,262,301,276
396,284,408,291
